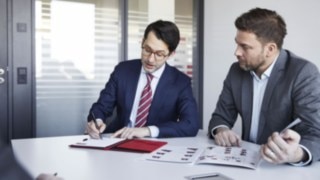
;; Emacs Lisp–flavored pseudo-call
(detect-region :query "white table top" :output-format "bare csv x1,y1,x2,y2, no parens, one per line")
12,131,320,180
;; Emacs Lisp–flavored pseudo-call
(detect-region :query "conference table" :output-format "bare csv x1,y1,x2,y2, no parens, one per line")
12,130,320,180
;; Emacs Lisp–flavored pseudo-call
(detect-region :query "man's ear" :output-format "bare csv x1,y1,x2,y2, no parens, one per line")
169,50,176,58
266,42,277,57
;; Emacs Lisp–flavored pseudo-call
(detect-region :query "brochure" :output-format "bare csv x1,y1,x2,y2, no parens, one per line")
144,143,262,169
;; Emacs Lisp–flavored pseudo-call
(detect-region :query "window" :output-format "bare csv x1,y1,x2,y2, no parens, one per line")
35,0,201,137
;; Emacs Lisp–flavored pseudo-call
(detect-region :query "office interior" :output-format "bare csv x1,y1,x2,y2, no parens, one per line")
1,0,320,144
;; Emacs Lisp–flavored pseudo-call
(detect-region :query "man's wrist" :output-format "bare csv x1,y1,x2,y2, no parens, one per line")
215,126,229,134
211,125,229,137
292,146,306,163
290,145,312,166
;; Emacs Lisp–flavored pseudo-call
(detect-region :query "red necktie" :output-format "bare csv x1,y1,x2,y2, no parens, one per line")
135,73,153,127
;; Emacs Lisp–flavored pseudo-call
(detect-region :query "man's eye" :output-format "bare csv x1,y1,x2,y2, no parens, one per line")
155,53,165,57
241,45,250,50
145,48,152,53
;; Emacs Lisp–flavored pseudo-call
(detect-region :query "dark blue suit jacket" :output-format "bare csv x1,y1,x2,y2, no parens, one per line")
89,59,199,137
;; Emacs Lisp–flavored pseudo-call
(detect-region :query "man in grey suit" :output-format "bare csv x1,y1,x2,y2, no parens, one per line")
208,7,320,166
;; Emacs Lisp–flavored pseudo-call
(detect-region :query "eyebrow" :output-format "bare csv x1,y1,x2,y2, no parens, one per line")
142,45,167,53
235,39,252,48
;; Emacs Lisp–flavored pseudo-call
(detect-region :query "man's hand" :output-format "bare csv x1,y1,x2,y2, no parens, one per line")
214,127,241,147
260,129,306,164
111,127,150,139
85,119,106,139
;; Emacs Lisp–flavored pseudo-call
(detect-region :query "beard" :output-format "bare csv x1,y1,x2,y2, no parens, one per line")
239,62,251,71
238,56,266,73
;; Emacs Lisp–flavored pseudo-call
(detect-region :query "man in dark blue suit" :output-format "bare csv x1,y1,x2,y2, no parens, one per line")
86,20,199,139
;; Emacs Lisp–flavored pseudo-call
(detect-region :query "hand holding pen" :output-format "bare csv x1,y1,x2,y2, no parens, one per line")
260,118,304,164
280,118,302,134
86,112,106,139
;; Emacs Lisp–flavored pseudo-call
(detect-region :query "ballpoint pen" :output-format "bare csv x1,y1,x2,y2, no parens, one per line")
91,112,102,139
280,118,302,134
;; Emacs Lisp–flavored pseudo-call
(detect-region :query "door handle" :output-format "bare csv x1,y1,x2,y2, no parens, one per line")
0,68,5,75
0,77,4,84
0,68,5,84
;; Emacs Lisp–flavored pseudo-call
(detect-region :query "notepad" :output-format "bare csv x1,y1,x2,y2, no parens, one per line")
71,137,125,148
70,137,167,153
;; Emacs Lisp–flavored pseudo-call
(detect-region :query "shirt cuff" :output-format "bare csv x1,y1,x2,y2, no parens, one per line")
96,118,104,124
289,145,312,166
210,125,229,137
148,126,159,138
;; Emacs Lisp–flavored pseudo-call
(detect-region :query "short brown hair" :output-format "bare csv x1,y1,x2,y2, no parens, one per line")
235,7,287,49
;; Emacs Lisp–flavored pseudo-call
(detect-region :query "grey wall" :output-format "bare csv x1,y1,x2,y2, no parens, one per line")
203,0,320,134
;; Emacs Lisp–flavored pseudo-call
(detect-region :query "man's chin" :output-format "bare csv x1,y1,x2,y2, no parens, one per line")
143,66,155,73
240,65,251,71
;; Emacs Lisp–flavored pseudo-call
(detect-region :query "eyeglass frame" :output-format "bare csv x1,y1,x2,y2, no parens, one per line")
141,45,170,61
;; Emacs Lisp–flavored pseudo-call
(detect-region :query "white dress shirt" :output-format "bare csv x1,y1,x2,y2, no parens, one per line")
128,64,165,137
249,59,276,143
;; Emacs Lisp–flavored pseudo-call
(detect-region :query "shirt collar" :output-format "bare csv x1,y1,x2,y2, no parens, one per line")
250,54,279,80
141,63,166,79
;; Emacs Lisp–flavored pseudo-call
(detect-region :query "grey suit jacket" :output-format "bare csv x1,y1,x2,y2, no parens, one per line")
209,49,320,162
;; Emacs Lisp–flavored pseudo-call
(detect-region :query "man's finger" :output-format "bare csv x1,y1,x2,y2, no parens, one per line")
111,127,125,138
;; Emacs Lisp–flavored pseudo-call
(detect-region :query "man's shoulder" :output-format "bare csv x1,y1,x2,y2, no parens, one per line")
282,50,319,73
165,63,191,81
115,59,141,71
118,59,141,66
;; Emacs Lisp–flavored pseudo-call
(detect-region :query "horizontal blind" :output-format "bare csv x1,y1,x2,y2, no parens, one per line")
36,0,120,99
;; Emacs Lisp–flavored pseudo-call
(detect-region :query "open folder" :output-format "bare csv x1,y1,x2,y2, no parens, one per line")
69,137,167,153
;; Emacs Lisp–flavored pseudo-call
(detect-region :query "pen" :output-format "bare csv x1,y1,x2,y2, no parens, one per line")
280,118,302,134
190,174,218,180
91,112,102,139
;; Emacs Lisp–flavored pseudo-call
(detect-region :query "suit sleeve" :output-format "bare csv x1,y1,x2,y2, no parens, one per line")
292,62,320,163
208,64,240,138
87,64,119,122
157,75,200,137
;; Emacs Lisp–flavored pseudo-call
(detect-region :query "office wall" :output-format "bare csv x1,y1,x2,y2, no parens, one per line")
203,0,320,134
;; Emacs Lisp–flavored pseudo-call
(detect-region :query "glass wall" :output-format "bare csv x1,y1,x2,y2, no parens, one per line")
127,0,194,78
35,0,198,137
35,0,120,136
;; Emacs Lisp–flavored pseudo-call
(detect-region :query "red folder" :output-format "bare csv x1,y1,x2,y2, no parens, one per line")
109,139,167,153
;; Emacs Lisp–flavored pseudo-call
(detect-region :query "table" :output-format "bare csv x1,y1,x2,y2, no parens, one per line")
12,131,320,180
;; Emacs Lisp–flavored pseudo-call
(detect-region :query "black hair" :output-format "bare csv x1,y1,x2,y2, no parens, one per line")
143,20,180,54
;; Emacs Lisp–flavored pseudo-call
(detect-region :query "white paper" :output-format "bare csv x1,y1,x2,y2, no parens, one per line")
195,145,261,169
144,142,262,169
72,137,125,148
144,145,203,163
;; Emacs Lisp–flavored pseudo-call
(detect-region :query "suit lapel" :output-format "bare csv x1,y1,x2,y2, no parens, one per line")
241,72,253,140
256,50,287,143
125,60,142,115
147,64,172,124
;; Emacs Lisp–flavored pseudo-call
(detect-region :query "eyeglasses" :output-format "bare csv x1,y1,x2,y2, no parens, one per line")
141,46,169,61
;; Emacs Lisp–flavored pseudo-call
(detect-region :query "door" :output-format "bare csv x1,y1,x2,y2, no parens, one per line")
0,0,9,143
0,0,34,143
